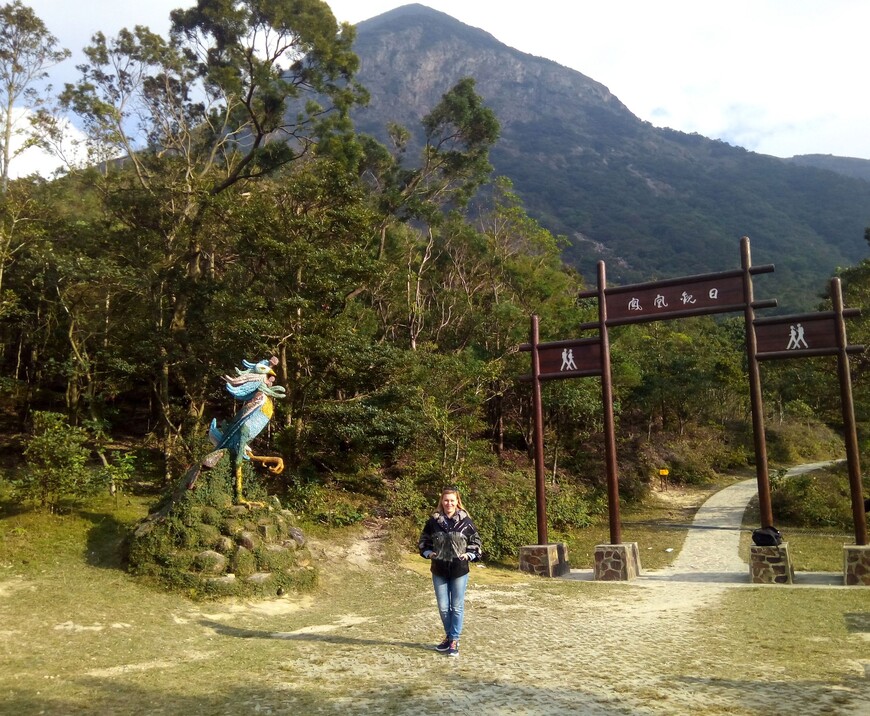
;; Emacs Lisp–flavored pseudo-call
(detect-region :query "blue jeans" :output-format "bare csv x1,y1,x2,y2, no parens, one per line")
432,572,469,641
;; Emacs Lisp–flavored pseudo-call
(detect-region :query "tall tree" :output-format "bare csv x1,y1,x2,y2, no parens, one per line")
359,77,499,260
59,0,367,479
0,1,69,194
360,78,500,348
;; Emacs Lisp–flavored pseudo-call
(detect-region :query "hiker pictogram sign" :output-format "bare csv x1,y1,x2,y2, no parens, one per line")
754,309,862,360
752,279,866,546
520,337,601,381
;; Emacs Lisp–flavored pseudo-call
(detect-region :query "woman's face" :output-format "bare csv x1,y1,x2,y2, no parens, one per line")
441,492,458,517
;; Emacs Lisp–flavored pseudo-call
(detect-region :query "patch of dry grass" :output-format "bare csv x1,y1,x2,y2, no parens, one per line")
740,490,856,572
559,483,720,570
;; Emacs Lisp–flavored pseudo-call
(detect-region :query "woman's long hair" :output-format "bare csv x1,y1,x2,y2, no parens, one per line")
435,487,465,515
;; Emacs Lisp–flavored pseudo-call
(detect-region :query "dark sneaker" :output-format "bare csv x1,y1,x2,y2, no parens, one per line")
435,638,451,652
446,640,459,656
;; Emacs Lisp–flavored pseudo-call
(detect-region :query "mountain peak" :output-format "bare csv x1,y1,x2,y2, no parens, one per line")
355,3,502,47
348,5,870,309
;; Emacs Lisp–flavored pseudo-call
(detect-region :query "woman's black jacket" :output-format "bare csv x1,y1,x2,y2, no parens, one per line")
418,509,482,579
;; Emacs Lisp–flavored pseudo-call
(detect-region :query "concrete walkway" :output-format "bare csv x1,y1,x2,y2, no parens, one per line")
569,460,845,586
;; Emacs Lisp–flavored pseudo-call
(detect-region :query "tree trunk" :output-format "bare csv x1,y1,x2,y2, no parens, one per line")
159,346,174,484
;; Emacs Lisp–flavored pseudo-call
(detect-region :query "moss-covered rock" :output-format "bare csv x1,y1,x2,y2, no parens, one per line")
238,530,260,551
221,517,244,537
127,454,316,599
256,544,297,571
214,535,235,553
200,506,223,526
194,550,227,574
231,545,257,577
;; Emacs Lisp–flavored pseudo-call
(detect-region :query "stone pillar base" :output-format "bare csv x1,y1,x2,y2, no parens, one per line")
593,542,641,581
518,543,570,577
843,544,870,586
750,543,794,584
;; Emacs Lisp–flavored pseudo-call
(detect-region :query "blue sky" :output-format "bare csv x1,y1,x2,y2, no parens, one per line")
16,0,870,175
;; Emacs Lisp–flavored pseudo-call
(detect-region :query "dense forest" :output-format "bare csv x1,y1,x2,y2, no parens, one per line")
1,1,867,558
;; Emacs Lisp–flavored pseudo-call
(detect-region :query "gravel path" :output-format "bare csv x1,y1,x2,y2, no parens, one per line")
264,461,866,716
621,460,843,586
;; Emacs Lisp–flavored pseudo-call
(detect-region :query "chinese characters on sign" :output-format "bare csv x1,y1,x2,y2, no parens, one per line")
639,288,705,312
604,274,745,324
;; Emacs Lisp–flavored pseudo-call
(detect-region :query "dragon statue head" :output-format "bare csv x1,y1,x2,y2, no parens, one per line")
224,356,286,400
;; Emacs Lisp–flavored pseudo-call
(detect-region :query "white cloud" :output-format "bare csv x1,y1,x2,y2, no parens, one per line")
18,0,870,159
6,108,87,180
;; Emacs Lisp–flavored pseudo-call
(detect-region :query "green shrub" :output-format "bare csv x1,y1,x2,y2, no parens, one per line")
482,509,537,563
548,482,597,531
103,451,136,499
285,480,369,526
771,464,858,530
18,411,99,512
461,473,538,563
384,474,429,519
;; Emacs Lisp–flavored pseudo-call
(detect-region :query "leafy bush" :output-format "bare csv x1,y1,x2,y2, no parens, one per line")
283,478,369,527
548,482,598,531
454,471,598,563
103,451,136,499
771,464,862,530
18,411,99,512
384,474,429,520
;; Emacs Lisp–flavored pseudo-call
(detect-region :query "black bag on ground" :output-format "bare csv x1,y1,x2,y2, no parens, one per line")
751,526,782,546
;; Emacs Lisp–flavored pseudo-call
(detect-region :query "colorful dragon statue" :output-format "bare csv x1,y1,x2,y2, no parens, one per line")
187,357,286,505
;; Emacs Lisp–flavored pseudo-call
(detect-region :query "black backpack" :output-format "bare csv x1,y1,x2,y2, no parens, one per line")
751,526,783,547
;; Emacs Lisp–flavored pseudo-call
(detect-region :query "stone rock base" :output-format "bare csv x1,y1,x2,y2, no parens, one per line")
593,542,641,581
518,543,570,577
843,544,870,586
750,543,794,584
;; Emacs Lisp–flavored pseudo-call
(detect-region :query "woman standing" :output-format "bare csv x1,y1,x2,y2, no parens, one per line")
418,487,482,656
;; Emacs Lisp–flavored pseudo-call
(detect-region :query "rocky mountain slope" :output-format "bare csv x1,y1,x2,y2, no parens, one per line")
348,4,870,310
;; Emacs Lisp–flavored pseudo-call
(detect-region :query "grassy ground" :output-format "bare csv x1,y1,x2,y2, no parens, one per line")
739,464,862,572
1,480,868,715
562,481,722,570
